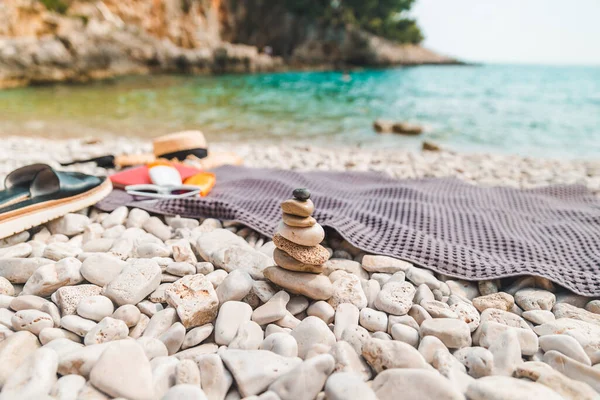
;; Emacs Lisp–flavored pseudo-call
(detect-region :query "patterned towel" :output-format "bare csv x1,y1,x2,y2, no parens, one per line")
96,166,600,296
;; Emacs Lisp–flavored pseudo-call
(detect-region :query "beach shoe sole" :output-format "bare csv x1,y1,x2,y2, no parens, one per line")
0,178,113,239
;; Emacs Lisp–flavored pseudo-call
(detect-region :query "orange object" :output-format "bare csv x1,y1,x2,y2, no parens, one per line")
184,172,216,197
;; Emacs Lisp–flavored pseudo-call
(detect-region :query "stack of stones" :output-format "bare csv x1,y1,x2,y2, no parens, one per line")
263,188,333,300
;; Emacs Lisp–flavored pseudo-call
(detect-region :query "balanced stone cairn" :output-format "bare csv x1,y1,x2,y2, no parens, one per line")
263,188,334,300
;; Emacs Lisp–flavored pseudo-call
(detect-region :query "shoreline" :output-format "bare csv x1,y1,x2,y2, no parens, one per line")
1,136,598,195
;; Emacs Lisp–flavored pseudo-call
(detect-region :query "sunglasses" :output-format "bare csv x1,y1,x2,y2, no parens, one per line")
125,184,202,199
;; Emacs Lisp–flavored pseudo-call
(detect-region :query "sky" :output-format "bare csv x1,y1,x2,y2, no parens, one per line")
411,0,600,65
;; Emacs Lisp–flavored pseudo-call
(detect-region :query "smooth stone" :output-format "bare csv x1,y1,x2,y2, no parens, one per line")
488,328,523,376
181,323,214,350
165,274,219,328
359,307,388,332
286,295,309,315
409,304,433,325
307,301,335,324
54,284,103,315
479,321,539,356
418,335,448,364
52,374,87,400
390,323,420,347
466,376,565,400
373,368,463,400
473,292,515,312
135,242,171,258
272,234,329,265
374,281,416,315
275,311,301,329
280,199,314,217
540,334,591,365
361,255,411,273
585,300,600,314
143,308,178,339
0,331,40,386
362,338,429,372
126,208,150,228
41,302,61,327
264,266,333,300
137,300,164,317
269,354,335,400
11,295,51,312
101,206,128,228
84,317,128,345
142,217,172,242
211,246,273,280
89,341,154,400
273,249,324,273
48,213,90,236
260,333,298,358
292,188,311,201
515,288,556,311
60,315,97,337
290,316,336,359
553,302,600,325
405,266,440,290
11,309,53,335
229,320,264,350
328,272,367,310
165,262,195,278
453,346,494,378
522,309,556,325
333,303,360,340
323,259,369,280
0,277,14,296
129,314,150,339
277,221,324,247
174,343,219,361
0,347,58,399
56,342,109,377
220,349,302,397
77,295,115,322
325,372,377,400
282,213,316,228
149,283,171,303
216,269,253,304
544,350,600,392
198,354,233,400
42,242,82,261
162,384,207,400
206,270,228,288
420,318,472,349
172,242,197,264
421,299,457,318
136,337,168,360
0,242,32,259
103,259,161,306
159,322,186,355
253,291,290,325
329,340,372,380
215,301,253,345
515,361,598,400
0,258,55,283
80,254,127,287
39,327,82,345
193,228,250,262
43,338,84,362
174,359,201,386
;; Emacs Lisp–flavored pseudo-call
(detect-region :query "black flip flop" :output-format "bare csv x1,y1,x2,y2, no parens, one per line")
0,164,51,209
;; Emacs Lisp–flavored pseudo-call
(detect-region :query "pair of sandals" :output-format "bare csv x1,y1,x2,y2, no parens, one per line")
0,164,112,240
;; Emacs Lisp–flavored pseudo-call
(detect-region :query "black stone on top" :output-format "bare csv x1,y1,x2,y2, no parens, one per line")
293,188,311,201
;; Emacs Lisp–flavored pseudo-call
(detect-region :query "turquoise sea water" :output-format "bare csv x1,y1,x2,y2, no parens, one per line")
1,65,599,158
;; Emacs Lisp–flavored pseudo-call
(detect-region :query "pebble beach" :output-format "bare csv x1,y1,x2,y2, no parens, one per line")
0,135,600,399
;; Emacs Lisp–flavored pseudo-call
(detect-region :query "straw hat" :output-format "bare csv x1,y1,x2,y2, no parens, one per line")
153,130,208,160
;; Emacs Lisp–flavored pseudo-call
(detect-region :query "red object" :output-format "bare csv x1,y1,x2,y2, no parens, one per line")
110,164,202,189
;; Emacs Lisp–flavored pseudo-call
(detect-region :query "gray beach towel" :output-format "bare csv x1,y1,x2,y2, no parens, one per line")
97,166,600,296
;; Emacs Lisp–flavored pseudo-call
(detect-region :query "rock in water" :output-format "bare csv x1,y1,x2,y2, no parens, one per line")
89,340,154,400
220,349,302,397
165,274,219,328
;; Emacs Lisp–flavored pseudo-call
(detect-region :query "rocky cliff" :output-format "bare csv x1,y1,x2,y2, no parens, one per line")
0,0,458,88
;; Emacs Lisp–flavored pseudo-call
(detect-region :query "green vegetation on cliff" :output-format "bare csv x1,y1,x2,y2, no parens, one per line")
283,0,423,44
